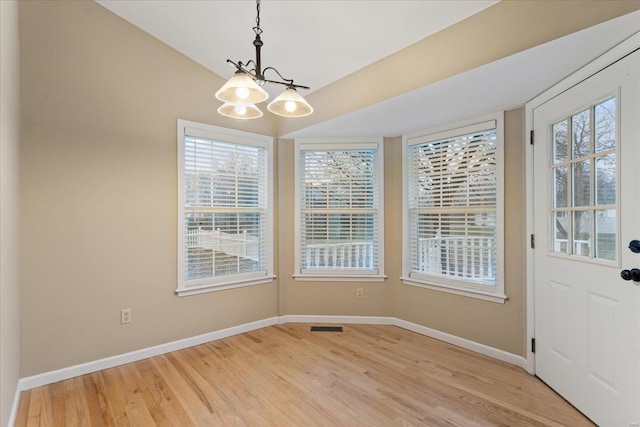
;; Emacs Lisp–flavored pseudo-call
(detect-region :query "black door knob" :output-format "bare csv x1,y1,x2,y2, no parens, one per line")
621,268,640,281
630,240,640,253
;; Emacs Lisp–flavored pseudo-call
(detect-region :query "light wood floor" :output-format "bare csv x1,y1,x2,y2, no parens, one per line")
16,324,594,426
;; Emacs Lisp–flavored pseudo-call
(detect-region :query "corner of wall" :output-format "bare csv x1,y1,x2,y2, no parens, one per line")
0,1,22,425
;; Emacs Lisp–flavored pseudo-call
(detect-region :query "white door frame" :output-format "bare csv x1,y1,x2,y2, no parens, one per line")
524,32,640,375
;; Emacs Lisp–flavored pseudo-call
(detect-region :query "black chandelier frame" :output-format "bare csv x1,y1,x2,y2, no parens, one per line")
226,0,310,92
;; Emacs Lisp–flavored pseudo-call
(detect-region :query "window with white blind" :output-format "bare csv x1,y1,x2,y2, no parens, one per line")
176,120,274,296
402,114,505,302
294,139,385,281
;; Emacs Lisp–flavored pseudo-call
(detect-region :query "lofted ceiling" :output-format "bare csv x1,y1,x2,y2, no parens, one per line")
96,1,640,138
96,1,499,95
286,10,640,138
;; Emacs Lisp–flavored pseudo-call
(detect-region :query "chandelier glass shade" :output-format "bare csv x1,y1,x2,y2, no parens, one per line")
215,71,268,105
215,0,312,120
217,102,263,120
267,87,313,118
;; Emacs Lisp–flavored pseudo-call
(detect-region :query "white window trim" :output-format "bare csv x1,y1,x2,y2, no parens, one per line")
401,112,506,303
294,137,386,282
176,119,275,297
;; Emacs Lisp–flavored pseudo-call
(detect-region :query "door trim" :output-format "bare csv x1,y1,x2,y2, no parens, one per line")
524,31,640,375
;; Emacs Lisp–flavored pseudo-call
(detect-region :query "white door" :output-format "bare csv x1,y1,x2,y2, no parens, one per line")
534,49,640,426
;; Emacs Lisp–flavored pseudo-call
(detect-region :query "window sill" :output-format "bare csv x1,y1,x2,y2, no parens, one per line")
176,275,276,297
294,274,387,282
400,277,507,304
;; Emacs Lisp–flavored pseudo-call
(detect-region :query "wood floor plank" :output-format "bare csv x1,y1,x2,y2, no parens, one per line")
151,354,233,425
26,385,53,427
62,376,92,427
100,368,131,427
49,382,66,427
14,324,596,426
15,390,31,427
131,358,194,426
112,363,158,426
82,372,117,426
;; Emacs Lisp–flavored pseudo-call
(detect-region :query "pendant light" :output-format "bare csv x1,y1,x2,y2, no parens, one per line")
215,71,268,105
217,102,263,120
215,0,313,119
267,87,313,118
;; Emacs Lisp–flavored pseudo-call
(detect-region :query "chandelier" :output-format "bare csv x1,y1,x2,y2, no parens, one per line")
215,0,313,120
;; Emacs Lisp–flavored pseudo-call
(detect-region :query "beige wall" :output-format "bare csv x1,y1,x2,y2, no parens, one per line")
1,0,21,424
20,0,279,377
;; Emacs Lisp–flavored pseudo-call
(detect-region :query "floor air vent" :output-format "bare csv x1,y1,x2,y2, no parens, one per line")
311,326,343,332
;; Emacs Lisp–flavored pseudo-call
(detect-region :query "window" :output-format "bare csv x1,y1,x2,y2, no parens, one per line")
177,120,274,296
294,139,385,281
402,114,505,302
550,96,617,262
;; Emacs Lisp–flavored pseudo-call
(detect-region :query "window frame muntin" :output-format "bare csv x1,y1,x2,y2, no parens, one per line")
176,119,275,297
401,113,506,303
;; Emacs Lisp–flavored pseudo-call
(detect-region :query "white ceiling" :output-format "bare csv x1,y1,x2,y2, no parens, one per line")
96,0,499,94
286,10,640,138
96,1,640,137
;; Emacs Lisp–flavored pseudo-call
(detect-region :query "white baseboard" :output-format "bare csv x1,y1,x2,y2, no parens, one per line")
394,318,526,367
521,353,535,373
18,316,278,392
280,315,525,368
16,314,527,401
279,314,395,325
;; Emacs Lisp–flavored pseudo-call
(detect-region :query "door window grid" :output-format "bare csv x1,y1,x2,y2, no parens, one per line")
550,97,617,261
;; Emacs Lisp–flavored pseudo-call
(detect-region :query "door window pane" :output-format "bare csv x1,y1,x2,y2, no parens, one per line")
573,160,591,207
573,210,591,256
595,210,616,261
595,98,616,152
572,109,591,159
552,211,569,254
553,120,568,163
553,166,568,208
596,154,616,205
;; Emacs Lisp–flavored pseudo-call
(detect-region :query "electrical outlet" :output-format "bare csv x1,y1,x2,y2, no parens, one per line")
121,308,132,324
356,288,364,299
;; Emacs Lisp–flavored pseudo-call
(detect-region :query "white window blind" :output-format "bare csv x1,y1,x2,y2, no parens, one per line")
177,121,273,295
296,140,383,278
407,120,502,292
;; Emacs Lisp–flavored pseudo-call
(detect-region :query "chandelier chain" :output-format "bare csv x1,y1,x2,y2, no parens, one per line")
253,0,262,36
